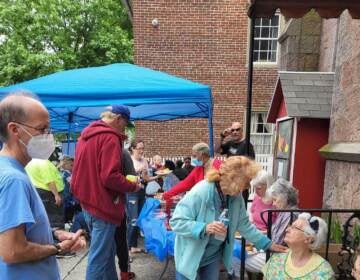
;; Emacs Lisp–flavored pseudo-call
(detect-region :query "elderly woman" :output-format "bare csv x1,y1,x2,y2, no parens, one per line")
245,178,299,274
262,213,334,279
249,170,276,231
162,142,222,211
170,156,286,280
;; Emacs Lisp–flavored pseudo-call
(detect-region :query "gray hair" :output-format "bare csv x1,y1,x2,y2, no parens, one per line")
0,91,38,142
250,170,274,189
298,212,328,250
267,178,298,207
192,142,210,156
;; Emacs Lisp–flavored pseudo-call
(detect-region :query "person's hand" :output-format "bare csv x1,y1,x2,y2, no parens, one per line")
57,230,86,253
270,243,288,253
54,194,62,206
205,221,227,235
221,127,232,138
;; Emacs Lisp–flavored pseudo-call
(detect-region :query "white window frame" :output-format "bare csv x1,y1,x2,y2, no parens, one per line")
253,14,280,65
250,111,275,155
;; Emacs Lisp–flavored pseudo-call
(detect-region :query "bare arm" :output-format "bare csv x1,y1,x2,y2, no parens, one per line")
0,225,57,264
47,181,62,206
0,225,85,264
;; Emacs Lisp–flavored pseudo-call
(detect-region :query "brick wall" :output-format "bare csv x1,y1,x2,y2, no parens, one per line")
132,0,278,157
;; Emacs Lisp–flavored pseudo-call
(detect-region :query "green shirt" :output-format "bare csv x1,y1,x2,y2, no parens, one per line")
25,159,64,192
262,251,335,280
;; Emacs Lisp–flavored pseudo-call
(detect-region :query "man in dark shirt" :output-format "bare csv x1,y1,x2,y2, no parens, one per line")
215,122,255,202
173,160,189,180
218,122,255,158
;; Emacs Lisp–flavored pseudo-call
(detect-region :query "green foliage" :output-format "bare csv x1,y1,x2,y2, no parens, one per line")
330,218,343,244
0,0,133,86
353,223,360,249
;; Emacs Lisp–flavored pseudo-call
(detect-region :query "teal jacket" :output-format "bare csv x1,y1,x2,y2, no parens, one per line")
170,180,272,280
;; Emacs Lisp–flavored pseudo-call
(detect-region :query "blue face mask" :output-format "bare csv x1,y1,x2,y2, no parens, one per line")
191,157,203,166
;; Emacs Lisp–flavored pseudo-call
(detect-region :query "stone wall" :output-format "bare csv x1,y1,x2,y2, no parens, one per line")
318,19,338,72
278,11,322,71
322,12,360,209
131,0,278,157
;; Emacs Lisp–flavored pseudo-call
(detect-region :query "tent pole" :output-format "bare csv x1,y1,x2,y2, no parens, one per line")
208,99,214,157
67,112,74,155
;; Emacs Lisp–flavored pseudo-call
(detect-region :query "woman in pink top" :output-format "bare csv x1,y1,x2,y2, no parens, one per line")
250,170,277,231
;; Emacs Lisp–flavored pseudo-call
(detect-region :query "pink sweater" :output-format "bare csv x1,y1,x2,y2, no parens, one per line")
250,194,277,231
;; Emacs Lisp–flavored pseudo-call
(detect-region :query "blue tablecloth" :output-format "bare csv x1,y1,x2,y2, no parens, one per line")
137,198,246,262
137,198,175,261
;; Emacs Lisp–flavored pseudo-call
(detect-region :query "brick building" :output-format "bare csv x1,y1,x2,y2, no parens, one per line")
130,0,280,159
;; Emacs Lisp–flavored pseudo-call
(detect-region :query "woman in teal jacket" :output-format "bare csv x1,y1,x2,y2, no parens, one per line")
170,156,287,280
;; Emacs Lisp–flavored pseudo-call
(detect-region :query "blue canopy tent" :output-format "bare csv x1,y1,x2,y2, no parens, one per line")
0,63,214,154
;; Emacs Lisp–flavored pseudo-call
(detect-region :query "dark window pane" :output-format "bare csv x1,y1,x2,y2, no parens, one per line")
257,123,264,133
262,18,270,26
255,27,261,38
253,51,259,62
271,40,277,51
270,51,277,62
255,18,261,26
260,40,269,51
254,40,260,50
272,15,279,26
260,51,267,61
258,114,264,123
271,27,279,38
261,27,270,38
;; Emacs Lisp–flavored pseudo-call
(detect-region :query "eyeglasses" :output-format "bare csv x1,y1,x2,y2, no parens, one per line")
287,224,313,235
231,128,241,132
13,121,52,135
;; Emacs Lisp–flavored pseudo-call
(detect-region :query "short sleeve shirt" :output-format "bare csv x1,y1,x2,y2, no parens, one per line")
131,156,149,175
262,252,335,279
25,159,64,192
220,140,255,159
0,156,60,280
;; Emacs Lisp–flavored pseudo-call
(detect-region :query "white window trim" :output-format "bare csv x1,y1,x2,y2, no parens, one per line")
253,14,280,65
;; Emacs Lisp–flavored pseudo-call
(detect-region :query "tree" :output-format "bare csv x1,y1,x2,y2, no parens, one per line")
0,0,133,86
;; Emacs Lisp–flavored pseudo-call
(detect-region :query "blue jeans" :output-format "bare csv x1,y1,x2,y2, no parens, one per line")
83,210,117,280
126,192,145,248
71,211,89,233
176,260,220,280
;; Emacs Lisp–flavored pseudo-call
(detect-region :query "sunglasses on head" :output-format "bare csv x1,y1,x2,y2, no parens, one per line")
231,128,241,132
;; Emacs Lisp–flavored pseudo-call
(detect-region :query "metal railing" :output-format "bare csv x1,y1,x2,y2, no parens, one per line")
237,208,360,280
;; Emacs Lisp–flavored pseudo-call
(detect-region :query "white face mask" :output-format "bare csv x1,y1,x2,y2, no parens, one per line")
19,126,55,160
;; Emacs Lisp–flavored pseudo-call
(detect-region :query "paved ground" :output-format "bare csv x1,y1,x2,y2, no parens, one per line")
58,239,230,280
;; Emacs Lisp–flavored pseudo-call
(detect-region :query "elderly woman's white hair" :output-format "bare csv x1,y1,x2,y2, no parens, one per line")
250,170,274,189
298,213,328,250
266,178,298,207
192,142,210,156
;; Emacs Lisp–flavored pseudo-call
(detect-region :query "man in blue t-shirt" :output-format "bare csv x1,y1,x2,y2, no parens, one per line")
0,93,86,280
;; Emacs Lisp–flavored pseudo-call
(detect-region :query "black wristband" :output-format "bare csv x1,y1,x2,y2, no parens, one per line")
52,243,62,255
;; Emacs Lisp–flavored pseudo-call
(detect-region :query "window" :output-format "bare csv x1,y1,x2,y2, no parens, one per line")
250,112,274,155
253,15,279,63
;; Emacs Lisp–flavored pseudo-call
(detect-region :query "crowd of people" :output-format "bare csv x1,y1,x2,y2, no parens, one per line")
0,91,358,280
